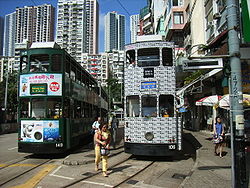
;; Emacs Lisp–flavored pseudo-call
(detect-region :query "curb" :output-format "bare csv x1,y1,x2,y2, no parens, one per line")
178,146,200,188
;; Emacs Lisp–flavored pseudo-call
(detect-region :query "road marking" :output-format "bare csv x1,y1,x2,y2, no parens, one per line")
9,164,37,167
49,165,75,180
8,147,18,150
81,180,113,187
50,174,75,180
10,164,56,188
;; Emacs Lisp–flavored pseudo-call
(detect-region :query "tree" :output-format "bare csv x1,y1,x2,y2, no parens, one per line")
0,71,18,122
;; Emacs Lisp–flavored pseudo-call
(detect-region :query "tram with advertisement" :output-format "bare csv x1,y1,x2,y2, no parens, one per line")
18,42,108,154
124,38,182,156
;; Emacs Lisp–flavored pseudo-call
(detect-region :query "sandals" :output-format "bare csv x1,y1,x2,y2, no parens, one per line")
95,164,99,171
103,172,108,177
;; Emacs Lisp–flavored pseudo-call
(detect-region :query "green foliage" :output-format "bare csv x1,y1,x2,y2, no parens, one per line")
184,70,204,85
0,72,18,112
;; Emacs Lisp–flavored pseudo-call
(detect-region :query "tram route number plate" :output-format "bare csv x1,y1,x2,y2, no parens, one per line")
169,145,176,150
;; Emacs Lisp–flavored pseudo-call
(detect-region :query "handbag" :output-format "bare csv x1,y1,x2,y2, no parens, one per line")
100,147,110,156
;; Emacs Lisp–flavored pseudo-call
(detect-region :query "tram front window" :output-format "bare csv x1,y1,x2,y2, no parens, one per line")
159,95,174,117
30,54,49,72
32,99,46,118
126,96,139,117
142,95,157,117
138,48,160,67
47,98,62,119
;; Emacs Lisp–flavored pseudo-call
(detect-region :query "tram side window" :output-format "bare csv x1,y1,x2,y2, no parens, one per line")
20,98,30,118
142,95,157,117
162,48,173,66
65,56,70,77
74,100,82,118
30,54,49,72
47,98,62,119
51,54,62,72
159,95,174,117
64,98,70,118
20,56,28,73
126,50,135,66
138,48,160,67
126,96,139,117
31,99,46,118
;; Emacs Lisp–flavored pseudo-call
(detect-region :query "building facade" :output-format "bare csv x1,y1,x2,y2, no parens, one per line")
15,4,55,44
104,12,125,52
3,13,16,57
0,17,4,56
0,56,15,82
130,14,139,43
56,0,99,62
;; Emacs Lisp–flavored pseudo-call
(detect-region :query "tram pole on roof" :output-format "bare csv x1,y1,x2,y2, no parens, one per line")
227,0,246,187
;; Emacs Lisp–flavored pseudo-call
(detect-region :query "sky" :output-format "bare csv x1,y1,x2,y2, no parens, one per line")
0,0,147,52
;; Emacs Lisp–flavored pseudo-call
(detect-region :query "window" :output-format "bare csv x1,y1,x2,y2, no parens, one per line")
142,95,157,117
173,12,184,24
162,48,173,66
159,95,174,117
20,98,30,118
30,54,49,72
31,98,46,118
138,48,160,67
126,96,139,117
126,50,135,66
20,56,28,73
51,54,62,72
47,98,62,119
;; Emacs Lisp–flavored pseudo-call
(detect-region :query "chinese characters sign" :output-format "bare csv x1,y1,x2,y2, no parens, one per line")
20,73,62,96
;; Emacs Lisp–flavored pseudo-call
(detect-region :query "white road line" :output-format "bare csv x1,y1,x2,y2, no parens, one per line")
64,156,69,159
49,165,75,180
50,165,62,175
8,147,18,150
50,174,75,180
81,180,113,187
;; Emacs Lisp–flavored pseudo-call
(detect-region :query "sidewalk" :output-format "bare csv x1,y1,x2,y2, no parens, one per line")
180,130,232,188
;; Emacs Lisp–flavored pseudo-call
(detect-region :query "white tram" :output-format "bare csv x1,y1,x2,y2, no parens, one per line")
124,40,182,156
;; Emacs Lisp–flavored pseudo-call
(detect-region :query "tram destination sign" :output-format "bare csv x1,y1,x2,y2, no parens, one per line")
30,84,47,94
144,68,154,78
141,81,157,90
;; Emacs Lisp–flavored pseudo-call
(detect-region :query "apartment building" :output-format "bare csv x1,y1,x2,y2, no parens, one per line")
104,12,125,52
130,14,139,43
0,56,15,82
15,4,55,44
56,0,99,62
3,13,16,57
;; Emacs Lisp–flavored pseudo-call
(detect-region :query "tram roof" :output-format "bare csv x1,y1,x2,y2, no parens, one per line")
30,42,61,49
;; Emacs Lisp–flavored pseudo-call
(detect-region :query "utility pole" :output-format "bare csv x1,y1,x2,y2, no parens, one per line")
227,0,247,187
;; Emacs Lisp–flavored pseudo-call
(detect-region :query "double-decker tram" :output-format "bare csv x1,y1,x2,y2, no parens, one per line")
18,42,108,154
124,40,182,156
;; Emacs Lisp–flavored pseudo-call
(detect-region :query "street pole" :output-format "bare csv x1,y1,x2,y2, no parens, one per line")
4,70,9,123
227,0,247,187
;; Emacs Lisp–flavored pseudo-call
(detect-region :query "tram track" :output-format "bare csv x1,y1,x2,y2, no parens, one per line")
62,155,155,188
0,158,53,187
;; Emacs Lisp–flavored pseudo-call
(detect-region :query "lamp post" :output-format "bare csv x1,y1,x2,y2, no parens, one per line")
227,0,247,187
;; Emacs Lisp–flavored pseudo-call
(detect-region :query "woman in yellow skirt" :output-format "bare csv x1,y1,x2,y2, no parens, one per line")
94,123,111,177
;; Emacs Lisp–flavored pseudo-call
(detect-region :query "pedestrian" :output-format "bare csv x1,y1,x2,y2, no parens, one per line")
111,115,119,149
213,116,225,158
92,117,101,134
94,123,111,177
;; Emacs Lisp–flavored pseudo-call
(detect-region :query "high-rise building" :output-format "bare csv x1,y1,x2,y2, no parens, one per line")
15,4,55,44
0,17,4,55
85,0,99,54
130,14,139,43
3,12,16,57
56,0,99,63
105,12,125,52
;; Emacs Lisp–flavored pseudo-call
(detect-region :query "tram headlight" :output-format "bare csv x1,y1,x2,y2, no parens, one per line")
145,132,154,141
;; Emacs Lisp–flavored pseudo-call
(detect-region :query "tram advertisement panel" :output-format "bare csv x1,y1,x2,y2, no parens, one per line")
21,120,59,142
19,73,62,96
